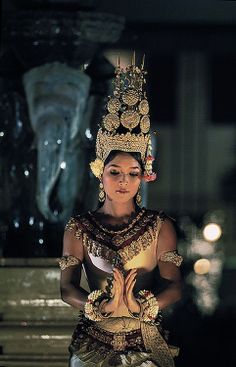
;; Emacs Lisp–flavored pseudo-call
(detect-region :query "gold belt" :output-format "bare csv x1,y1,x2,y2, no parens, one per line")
86,323,145,352
72,314,179,367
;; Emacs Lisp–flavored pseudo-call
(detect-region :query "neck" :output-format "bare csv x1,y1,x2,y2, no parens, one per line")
100,198,136,218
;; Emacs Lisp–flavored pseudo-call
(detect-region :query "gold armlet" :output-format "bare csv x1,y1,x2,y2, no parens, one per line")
159,250,183,267
58,255,81,270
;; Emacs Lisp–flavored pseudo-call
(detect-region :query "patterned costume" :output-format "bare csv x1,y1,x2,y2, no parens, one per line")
60,208,182,367
59,55,183,366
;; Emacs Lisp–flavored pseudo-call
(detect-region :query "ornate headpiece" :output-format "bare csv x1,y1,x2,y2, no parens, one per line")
90,53,157,182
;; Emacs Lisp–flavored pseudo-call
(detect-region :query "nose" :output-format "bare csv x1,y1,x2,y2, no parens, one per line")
119,173,128,186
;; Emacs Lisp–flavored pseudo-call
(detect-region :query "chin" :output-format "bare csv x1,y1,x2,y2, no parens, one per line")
108,194,134,203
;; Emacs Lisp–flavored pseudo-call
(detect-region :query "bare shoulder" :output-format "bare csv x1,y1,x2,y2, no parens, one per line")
63,216,84,261
159,217,177,242
156,215,177,258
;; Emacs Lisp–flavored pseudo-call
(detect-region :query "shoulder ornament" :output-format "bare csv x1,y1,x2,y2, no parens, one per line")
65,217,83,240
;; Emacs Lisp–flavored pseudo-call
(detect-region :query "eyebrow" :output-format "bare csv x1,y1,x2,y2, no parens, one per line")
108,164,141,169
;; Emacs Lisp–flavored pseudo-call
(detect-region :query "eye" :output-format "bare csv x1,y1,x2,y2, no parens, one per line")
130,172,140,177
110,170,120,175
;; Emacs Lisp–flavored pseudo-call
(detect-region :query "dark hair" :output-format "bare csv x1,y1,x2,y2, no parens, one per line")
104,150,144,172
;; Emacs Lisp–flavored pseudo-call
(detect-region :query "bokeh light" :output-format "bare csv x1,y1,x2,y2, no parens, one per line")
60,161,66,169
203,223,222,242
194,258,211,275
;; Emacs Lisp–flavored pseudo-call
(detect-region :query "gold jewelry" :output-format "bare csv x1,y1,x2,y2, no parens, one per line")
90,53,157,182
138,290,159,323
98,298,113,318
84,290,111,321
98,182,105,202
90,158,104,179
159,250,183,267
136,187,142,206
88,208,145,235
58,255,81,270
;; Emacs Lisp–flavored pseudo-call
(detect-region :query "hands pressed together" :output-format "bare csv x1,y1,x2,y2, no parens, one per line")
102,268,141,315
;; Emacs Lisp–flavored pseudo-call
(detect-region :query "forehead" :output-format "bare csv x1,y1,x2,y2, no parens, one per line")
107,152,141,168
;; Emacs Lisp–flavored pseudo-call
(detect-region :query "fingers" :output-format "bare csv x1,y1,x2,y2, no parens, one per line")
113,268,124,299
113,268,124,283
125,268,137,284
126,272,137,295
112,268,139,304
124,269,137,299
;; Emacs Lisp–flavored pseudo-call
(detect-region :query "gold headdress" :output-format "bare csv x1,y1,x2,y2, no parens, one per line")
90,53,157,182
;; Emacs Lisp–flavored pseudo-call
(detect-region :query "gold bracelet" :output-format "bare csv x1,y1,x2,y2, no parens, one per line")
84,290,111,321
98,298,113,318
137,290,159,323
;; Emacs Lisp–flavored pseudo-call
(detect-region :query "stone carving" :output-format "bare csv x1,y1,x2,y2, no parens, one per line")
23,62,91,222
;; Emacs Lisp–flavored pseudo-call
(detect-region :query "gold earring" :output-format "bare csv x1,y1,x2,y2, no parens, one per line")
99,182,105,202
136,187,142,206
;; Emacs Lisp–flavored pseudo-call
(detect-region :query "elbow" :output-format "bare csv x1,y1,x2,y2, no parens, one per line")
60,286,71,305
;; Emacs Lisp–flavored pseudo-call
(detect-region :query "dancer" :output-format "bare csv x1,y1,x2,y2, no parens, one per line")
59,55,183,367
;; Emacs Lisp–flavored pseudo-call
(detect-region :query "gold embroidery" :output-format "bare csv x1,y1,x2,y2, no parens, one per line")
58,255,81,270
111,334,128,351
159,250,183,267
88,208,146,235
65,217,83,239
84,320,144,351
65,210,165,266
141,322,176,367
83,213,163,265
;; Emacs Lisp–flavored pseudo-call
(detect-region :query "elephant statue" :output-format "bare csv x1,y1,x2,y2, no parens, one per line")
23,62,91,223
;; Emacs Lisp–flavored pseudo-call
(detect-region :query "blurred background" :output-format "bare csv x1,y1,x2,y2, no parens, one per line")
0,1,235,366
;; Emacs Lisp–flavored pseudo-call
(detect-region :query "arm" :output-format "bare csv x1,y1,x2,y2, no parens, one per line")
61,226,125,317
60,229,89,310
156,218,183,310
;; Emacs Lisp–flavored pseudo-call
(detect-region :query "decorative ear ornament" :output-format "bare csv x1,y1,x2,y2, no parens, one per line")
99,182,105,202
136,187,142,206
90,52,157,183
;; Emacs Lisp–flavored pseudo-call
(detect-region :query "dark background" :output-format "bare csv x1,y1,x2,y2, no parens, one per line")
0,1,236,366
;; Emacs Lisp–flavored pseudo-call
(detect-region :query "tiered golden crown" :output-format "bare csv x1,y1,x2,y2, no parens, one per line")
90,53,156,182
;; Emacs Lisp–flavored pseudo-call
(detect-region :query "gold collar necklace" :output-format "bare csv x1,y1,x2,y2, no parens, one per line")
88,208,145,235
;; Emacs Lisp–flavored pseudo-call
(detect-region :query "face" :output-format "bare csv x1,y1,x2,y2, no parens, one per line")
102,152,142,204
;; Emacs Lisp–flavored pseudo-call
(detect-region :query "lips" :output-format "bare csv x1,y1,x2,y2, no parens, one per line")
116,189,129,194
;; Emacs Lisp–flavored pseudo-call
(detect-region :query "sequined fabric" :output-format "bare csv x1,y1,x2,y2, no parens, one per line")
69,314,178,367
65,208,164,269
65,208,181,367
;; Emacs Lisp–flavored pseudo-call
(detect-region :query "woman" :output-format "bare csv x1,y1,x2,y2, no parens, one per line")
59,57,183,367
